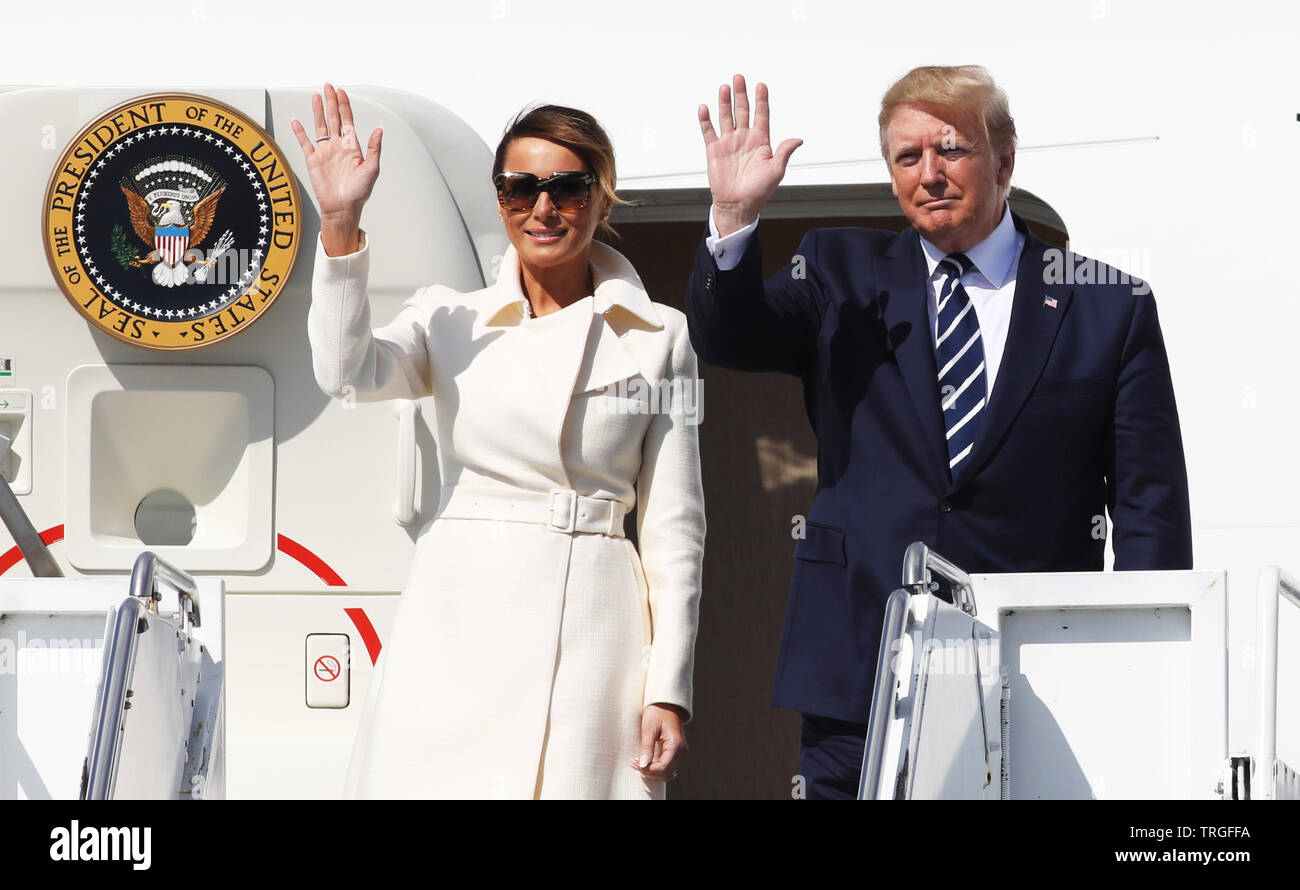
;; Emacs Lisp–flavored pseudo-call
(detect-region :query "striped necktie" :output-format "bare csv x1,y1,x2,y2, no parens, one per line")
934,253,986,476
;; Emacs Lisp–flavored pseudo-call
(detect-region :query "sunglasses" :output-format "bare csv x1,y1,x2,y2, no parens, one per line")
494,171,596,213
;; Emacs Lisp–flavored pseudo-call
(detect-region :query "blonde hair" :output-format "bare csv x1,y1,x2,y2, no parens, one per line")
493,104,630,236
878,65,1017,158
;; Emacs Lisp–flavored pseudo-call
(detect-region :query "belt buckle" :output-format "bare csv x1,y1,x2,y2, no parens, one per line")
548,488,578,533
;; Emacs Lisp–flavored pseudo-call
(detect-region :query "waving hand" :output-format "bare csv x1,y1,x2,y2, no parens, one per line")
291,83,383,256
698,75,802,236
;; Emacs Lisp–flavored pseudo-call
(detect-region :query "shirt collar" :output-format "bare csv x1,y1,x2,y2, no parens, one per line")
484,240,664,328
917,203,1020,288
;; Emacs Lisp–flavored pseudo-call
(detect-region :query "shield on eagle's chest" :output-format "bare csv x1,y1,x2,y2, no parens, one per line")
155,225,190,264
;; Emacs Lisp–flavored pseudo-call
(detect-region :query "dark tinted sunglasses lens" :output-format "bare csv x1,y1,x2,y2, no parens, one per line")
497,174,539,211
549,174,591,211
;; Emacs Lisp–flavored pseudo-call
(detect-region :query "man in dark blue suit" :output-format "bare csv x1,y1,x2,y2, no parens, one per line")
686,66,1193,799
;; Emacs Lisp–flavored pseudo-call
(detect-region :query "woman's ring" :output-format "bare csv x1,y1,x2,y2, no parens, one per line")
316,136,331,143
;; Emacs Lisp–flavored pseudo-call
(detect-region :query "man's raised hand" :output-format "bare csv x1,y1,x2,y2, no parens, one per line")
698,75,802,237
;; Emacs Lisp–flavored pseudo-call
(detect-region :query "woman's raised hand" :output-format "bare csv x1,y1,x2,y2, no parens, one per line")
698,74,802,237
291,83,383,257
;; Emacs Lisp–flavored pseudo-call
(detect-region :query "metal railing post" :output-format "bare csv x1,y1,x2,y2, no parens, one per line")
902,540,977,616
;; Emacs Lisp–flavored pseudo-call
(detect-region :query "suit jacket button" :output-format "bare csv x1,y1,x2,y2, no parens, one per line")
704,271,715,293
939,499,953,514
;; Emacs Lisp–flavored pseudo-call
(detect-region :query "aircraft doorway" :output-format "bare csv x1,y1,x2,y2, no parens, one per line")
607,184,1067,799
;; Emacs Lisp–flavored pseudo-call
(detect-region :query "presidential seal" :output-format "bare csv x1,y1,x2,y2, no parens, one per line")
42,94,301,350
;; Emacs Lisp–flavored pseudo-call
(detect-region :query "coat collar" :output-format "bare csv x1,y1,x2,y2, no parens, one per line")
483,240,664,329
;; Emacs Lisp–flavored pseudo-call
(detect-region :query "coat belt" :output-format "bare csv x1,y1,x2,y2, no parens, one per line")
435,485,629,537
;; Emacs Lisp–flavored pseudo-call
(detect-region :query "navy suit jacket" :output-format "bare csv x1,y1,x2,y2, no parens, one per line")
685,213,1193,723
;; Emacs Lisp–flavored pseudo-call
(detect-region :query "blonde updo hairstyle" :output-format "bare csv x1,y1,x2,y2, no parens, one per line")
493,104,630,237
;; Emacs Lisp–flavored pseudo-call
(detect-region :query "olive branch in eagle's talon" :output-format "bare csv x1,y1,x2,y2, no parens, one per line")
110,224,152,270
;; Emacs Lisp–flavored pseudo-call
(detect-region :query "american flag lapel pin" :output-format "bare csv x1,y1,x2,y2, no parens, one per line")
1043,296,1059,309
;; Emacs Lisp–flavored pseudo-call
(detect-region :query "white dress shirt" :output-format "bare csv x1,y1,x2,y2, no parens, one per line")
706,204,1026,398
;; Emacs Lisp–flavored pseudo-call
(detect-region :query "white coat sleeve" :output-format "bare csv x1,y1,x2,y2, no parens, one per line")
636,316,706,720
307,233,436,401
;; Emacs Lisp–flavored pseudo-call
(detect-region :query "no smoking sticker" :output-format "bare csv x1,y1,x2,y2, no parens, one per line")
313,655,341,682
306,633,349,708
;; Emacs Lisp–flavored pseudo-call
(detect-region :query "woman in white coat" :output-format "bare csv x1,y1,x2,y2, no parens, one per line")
290,85,704,799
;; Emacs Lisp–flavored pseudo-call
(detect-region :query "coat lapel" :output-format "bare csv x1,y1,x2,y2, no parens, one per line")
573,315,641,394
575,245,665,393
952,219,1073,487
878,229,950,480
481,247,595,484
576,242,668,394
479,242,668,479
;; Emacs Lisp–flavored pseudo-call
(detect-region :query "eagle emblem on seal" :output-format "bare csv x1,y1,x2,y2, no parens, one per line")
118,157,230,287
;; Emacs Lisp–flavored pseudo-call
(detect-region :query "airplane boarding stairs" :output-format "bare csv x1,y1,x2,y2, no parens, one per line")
2,475,224,800
862,542,1300,800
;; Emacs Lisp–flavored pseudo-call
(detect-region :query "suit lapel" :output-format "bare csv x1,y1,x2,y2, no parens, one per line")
953,221,1073,487
878,229,950,480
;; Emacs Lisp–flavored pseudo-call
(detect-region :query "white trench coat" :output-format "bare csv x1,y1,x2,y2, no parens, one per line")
308,236,705,799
